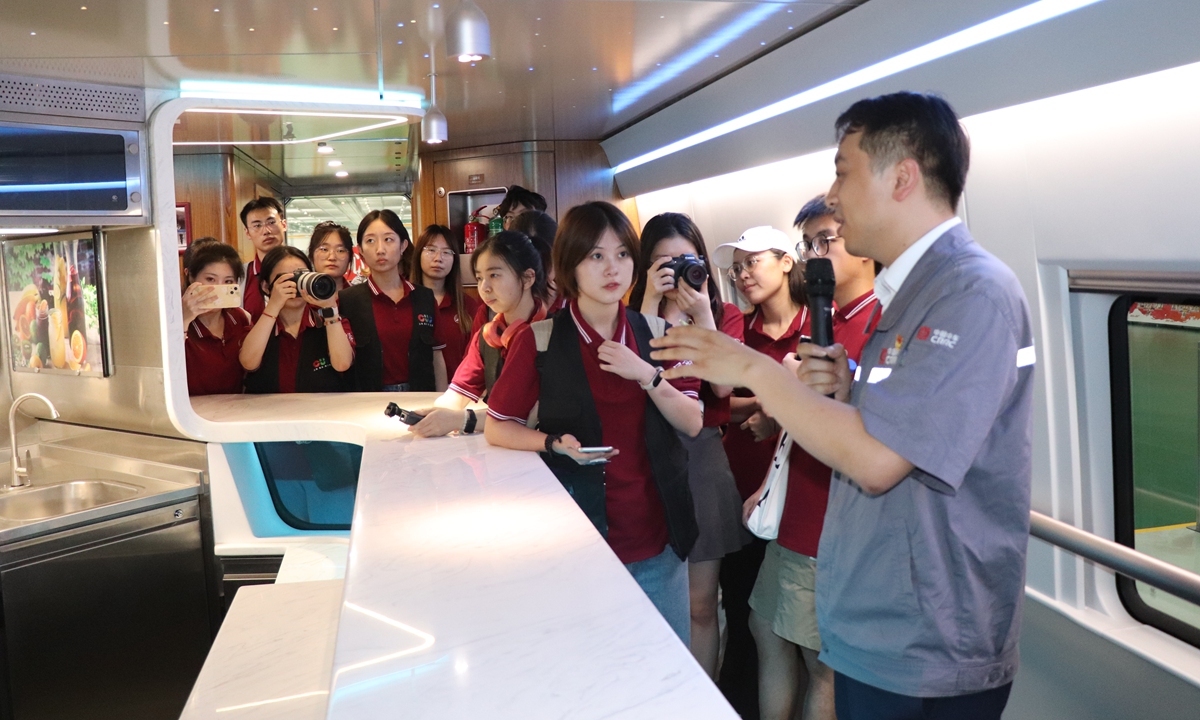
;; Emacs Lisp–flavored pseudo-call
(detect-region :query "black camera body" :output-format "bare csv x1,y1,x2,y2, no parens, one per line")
290,270,338,301
384,402,426,425
662,254,709,291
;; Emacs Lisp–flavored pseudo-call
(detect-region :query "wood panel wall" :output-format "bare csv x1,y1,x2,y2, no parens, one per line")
414,139,636,231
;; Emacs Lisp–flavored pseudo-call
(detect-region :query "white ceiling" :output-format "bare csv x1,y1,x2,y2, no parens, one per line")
0,0,865,148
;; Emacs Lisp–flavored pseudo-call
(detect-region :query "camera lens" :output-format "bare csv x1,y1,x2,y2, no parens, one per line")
293,270,338,301
682,263,708,290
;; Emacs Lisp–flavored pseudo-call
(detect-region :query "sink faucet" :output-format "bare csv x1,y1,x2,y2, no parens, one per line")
8,393,59,489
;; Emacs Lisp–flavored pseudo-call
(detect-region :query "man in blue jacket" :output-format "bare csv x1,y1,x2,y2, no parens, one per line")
653,92,1035,720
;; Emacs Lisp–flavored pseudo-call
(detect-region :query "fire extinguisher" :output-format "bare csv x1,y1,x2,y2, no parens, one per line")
464,206,488,253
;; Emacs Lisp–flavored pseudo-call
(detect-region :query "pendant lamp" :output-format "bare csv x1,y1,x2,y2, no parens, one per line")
445,0,490,63
422,55,448,145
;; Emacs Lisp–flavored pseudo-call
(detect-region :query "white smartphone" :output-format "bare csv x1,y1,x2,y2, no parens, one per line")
196,284,242,310
579,446,614,454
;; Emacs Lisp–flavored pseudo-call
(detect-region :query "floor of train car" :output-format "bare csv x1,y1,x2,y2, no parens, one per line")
1129,322,1200,629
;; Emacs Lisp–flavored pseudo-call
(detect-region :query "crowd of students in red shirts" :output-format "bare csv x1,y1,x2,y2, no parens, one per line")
180,185,878,720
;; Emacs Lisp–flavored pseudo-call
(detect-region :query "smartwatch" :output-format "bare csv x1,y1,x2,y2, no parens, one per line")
318,306,341,324
639,366,664,391
462,408,478,434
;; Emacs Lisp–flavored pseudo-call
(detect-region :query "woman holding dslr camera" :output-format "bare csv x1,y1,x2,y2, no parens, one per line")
630,212,749,678
240,246,354,393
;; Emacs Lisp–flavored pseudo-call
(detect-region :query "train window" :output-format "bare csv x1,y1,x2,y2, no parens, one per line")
1110,296,1200,647
254,441,361,530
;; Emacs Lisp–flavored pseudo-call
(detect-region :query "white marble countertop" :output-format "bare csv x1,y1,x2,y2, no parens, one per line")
188,394,736,720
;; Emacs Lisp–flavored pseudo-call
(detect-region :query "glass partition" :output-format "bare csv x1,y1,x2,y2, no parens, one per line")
254,441,361,530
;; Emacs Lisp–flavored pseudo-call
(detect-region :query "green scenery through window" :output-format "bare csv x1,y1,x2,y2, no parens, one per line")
1125,301,1200,635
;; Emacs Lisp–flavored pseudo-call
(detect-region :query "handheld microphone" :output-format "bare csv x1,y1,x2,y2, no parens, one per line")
804,258,836,348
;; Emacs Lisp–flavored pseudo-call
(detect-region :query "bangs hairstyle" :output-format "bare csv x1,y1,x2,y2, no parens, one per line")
184,241,244,289
356,209,414,275
629,212,724,326
835,92,970,212
470,230,549,305
257,245,312,297
552,202,639,301
306,221,353,263
411,224,472,336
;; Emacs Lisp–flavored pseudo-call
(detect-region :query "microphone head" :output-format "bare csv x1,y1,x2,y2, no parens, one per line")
804,257,836,299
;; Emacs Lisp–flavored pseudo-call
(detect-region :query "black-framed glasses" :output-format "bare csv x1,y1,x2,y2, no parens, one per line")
800,233,839,257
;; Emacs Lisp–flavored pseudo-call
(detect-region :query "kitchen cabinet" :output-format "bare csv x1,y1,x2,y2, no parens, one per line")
0,500,212,720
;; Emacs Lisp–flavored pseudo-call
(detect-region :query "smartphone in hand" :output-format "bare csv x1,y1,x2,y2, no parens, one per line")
196,284,242,310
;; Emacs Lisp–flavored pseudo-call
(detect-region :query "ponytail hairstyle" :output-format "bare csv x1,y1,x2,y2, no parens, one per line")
356,209,413,275
629,212,724,327
184,240,244,292
776,250,807,309
411,224,471,335
470,230,549,305
553,201,639,300
257,245,312,299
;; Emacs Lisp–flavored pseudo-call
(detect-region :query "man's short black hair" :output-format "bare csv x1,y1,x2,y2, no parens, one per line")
835,92,969,211
239,196,285,228
794,194,833,230
496,185,547,216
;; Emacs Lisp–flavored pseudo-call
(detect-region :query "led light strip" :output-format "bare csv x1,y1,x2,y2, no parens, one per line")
0,181,125,193
614,0,1106,174
179,80,424,110
173,108,408,147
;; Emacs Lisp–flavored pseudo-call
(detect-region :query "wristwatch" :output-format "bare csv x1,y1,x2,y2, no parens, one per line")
318,306,341,325
461,408,478,434
544,433,563,455
639,366,664,391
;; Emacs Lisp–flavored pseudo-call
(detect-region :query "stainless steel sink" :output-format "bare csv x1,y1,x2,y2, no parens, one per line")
0,481,141,522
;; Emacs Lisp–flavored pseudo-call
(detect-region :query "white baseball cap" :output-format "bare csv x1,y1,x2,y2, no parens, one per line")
712,226,799,269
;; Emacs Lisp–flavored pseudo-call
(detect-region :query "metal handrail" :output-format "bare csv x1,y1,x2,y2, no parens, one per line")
1030,511,1200,607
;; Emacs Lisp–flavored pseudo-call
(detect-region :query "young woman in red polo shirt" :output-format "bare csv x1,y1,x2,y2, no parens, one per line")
410,224,481,379
484,201,703,643
307,221,354,292
338,210,448,392
182,242,253,395
707,226,808,715
409,230,549,438
629,212,750,679
240,246,354,393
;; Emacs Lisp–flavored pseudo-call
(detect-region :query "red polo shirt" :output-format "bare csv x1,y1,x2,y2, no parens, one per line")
435,292,482,380
272,309,355,394
777,290,879,558
185,308,252,395
368,277,447,386
448,302,527,403
723,306,810,499
702,302,746,428
242,257,266,321
486,301,701,564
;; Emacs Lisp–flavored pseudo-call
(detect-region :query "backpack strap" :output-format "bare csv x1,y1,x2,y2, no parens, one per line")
531,318,555,353
640,312,668,340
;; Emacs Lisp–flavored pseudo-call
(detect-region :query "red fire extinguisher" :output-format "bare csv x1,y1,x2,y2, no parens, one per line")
464,206,488,253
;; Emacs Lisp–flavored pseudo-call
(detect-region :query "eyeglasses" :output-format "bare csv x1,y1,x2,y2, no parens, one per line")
422,247,456,259
800,233,840,257
314,244,350,257
727,251,781,281
248,217,281,232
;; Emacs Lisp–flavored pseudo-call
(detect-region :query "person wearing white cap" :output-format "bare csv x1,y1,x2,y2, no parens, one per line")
711,224,809,718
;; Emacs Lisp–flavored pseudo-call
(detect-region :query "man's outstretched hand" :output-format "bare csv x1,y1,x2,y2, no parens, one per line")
650,325,765,387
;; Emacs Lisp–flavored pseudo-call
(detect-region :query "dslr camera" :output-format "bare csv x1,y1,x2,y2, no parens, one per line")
662,254,709,291
289,270,338,301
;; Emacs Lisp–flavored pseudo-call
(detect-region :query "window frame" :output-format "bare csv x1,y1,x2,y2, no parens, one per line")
253,441,358,531
1109,293,1200,648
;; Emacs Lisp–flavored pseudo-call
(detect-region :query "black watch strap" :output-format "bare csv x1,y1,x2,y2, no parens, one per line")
544,433,562,455
318,306,337,319
463,408,478,434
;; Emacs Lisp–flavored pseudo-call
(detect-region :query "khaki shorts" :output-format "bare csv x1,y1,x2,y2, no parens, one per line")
748,540,821,651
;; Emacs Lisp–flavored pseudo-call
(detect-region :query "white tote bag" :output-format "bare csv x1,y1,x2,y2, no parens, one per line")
746,431,792,540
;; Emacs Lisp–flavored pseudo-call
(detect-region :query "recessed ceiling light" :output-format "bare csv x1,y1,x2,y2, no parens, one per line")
397,40,403,44
317,142,334,154
327,160,342,167
335,171,349,177
80,5,87,9
249,28,255,31
397,22,404,27
213,8,219,12
332,27,338,30
29,32,36,36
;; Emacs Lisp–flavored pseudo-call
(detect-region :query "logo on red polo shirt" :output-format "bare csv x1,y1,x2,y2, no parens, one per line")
312,357,333,371
416,312,435,327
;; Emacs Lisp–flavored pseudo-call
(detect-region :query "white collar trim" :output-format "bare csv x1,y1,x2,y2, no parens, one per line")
874,217,962,310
